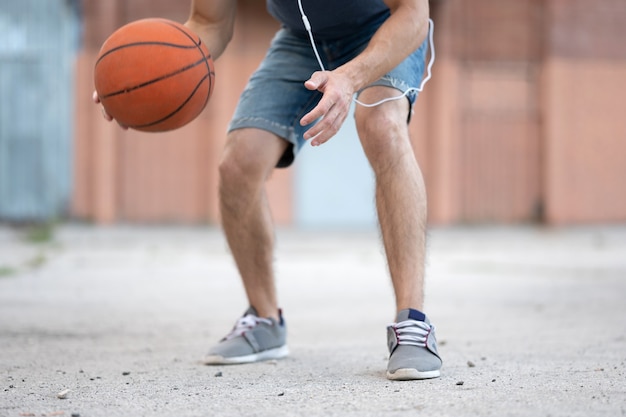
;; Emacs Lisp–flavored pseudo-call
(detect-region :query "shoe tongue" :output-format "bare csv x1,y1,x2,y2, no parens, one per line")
244,306,259,317
396,308,426,322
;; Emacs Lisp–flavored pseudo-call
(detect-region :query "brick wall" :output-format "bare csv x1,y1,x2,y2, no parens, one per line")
542,0,626,224
73,0,626,225
418,0,626,224
73,0,288,224
419,0,544,223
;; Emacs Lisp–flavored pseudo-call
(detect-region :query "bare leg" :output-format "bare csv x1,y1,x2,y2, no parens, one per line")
355,87,428,313
218,128,289,321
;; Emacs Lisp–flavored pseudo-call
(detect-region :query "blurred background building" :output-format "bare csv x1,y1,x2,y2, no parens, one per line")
1,0,625,227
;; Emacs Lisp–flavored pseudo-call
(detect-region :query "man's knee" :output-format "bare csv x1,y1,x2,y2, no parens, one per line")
219,138,252,185
357,108,406,140
218,129,287,191
356,107,412,165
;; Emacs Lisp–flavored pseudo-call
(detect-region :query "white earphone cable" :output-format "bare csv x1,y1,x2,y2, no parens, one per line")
297,0,435,108
354,18,435,108
297,0,325,72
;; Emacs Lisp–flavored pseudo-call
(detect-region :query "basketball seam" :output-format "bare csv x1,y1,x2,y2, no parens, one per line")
161,20,214,107
131,20,211,130
95,19,215,131
95,41,199,66
127,73,211,129
99,57,209,99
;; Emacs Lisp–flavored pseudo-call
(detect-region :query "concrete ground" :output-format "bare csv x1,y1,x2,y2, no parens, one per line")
0,224,624,417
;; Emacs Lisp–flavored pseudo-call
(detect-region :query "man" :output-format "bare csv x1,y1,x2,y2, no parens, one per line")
98,0,441,380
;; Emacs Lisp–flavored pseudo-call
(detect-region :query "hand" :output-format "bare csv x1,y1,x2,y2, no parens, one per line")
92,90,128,130
300,71,354,146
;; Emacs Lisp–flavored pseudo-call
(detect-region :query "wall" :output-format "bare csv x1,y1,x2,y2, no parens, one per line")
72,0,290,224
0,1,78,222
72,0,626,226
542,0,626,224
420,0,544,224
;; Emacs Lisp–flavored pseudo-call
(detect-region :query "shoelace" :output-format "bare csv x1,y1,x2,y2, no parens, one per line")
391,319,433,347
223,314,273,341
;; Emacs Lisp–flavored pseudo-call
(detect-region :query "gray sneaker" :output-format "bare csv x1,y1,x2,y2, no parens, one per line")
203,307,288,365
386,308,442,380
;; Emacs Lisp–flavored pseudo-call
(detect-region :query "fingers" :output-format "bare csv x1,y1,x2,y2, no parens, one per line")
93,90,118,124
300,72,328,126
302,100,349,146
303,71,327,93
300,71,352,146
93,90,128,129
300,94,333,132
93,90,112,121
100,107,114,122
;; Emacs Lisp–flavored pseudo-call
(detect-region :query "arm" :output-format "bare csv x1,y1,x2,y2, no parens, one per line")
185,0,238,60
300,0,430,146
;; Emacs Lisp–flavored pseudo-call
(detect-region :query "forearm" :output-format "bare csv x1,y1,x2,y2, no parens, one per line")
185,0,237,60
335,0,429,92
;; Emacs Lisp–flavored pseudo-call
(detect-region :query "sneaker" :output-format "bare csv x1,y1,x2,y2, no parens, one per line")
386,308,442,380
202,307,288,365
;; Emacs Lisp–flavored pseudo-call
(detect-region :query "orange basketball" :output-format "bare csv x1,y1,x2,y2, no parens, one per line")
94,18,215,132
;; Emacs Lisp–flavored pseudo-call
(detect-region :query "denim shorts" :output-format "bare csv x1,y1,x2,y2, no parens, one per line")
228,16,429,168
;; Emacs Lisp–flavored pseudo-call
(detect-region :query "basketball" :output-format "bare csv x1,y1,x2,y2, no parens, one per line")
94,18,215,132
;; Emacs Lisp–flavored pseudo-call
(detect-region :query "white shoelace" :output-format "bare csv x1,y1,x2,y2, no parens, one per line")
391,319,433,347
223,314,273,341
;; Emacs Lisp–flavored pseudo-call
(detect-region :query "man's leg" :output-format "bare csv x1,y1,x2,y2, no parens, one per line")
203,127,290,365
218,127,289,321
355,87,441,380
354,88,427,314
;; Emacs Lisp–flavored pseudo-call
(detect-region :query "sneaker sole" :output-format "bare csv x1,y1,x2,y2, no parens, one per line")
386,368,441,381
203,345,289,365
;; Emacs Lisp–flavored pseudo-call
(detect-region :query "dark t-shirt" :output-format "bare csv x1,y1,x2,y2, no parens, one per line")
266,0,390,40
